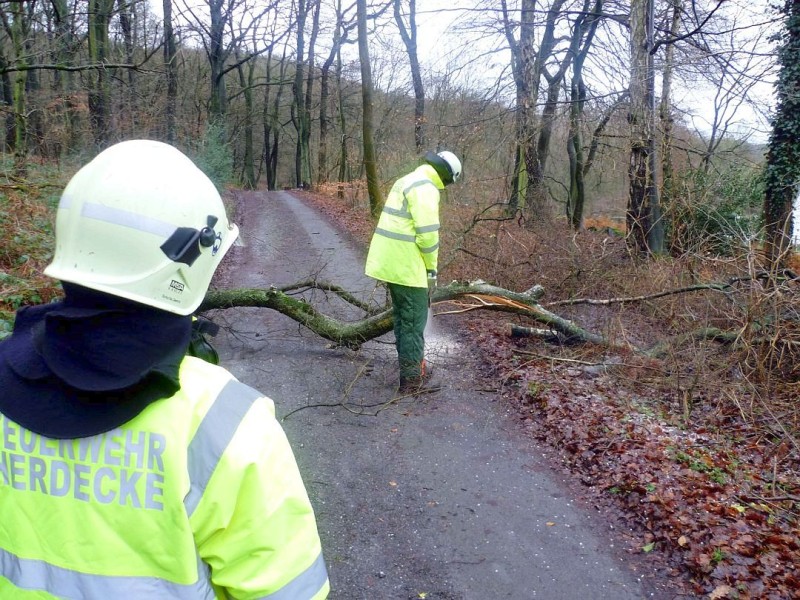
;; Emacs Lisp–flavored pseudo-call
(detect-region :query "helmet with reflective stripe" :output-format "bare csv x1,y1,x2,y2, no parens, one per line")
44,140,239,315
423,150,462,185
437,151,462,184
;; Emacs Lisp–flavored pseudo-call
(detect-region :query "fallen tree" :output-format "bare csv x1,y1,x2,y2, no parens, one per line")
199,279,674,352
200,277,798,361
203,279,571,349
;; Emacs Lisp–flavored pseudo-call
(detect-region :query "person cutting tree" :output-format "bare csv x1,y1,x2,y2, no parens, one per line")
365,150,462,395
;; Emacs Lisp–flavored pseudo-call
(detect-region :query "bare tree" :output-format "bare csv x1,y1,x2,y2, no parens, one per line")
393,0,424,151
302,0,321,187
357,0,383,216
264,42,290,191
289,0,320,188
658,0,681,210
163,0,178,143
566,0,603,230
87,0,114,147
235,46,257,188
628,0,663,253
502,0,575,218
318,0,356,184
178,0,276,120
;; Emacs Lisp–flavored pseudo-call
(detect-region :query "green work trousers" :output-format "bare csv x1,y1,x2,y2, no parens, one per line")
388,283,429,380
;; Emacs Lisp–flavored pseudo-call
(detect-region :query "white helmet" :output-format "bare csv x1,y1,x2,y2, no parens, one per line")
424,150,462,185
437,150,462,184
44,140,239,315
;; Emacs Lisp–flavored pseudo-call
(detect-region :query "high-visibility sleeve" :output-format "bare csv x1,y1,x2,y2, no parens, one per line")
406,177,440,273
190,395,329,600
365,164,443,288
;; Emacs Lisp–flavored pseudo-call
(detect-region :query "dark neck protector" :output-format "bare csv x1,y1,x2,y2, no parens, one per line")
0,283,192,438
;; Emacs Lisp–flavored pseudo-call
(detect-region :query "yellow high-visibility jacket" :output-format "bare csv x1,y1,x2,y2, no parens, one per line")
365,164,443,288
0,356,329,599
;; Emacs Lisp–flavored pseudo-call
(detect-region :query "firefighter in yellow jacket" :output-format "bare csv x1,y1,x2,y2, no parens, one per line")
365,151,462,394
0,140,329,599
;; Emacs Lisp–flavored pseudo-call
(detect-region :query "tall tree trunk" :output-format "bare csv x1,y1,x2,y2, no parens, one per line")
336,43,349,199
262,44,274,188
763,0,800,269
319,0,349,184
237,52,256,189
319,46,335,184
566,0,602,230
503,0,567,218
264,55,288,191
163,0,178,144
0,55,13,154
503,0,534,214
533,79,560,191
659,0,681,217
566,83,585,230
292,0,308,187
88,0,113,147
628,0,664,254
302,0,321,187
394,0,425,151
25,28,43,160
117,0,136,131
357,0,382,217
208,0,227,119
49,0,80,155
11,0,28,175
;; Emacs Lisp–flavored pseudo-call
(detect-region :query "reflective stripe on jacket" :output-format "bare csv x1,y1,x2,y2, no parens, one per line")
365,164,443,288
0,356,329,600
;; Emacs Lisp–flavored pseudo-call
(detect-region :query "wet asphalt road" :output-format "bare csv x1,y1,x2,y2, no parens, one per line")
208,190,668,600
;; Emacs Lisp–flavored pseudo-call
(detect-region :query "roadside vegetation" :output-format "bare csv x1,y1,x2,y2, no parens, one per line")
300,184,799,600
0,166,65,337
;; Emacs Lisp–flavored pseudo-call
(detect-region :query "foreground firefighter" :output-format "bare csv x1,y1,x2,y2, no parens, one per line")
365,150,462,394
0,140,329,599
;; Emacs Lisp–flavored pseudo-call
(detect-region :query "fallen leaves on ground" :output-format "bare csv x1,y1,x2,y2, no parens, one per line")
469,317,800,599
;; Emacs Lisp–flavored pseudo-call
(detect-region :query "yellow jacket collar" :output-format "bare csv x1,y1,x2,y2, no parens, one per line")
416,164,445,190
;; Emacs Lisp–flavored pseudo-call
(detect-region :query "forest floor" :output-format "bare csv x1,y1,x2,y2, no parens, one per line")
295,186,800,600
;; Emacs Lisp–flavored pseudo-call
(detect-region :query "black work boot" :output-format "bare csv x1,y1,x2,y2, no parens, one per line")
397,371,441,396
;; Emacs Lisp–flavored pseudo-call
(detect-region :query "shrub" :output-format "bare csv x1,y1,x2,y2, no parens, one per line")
668,164,764,256
191,121,233,191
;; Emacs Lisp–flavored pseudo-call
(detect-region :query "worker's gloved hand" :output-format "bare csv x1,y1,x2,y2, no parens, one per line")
426,269,438,288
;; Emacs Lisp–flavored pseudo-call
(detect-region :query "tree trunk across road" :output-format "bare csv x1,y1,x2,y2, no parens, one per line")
208,190,672,599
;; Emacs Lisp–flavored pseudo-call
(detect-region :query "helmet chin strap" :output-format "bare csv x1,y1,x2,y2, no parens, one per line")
423,151,454,185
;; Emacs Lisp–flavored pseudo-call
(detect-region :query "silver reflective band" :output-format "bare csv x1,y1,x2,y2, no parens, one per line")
184,379,262,516
59,192,74,209
257,552,328,600
382,205,412,219
374,227,416,243
403,180,435,195
420,242,439,253
0,546,216,599
81,202,177,239
415,224,439,233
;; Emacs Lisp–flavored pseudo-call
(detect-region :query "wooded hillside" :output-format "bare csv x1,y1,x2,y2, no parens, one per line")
0,1,784,249
1,2,799,597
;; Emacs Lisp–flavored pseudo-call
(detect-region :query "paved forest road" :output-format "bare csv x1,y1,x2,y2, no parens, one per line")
211,190,671,600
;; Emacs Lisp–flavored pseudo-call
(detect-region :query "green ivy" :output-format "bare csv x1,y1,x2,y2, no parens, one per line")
191,120,233,192
763,0,800,251
669,165,764,256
